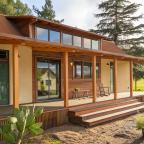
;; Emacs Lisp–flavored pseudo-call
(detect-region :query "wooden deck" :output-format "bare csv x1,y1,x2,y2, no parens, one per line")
68,97,144,127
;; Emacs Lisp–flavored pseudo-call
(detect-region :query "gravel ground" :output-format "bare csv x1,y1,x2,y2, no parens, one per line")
26,114,144,144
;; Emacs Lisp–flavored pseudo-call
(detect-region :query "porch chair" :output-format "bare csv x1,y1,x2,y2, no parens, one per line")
99,83,110,96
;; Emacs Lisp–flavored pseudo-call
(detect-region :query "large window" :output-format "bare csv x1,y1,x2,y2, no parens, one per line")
49,30,60,43
73,36,82,47
92,40,100,50
62,33,72,45
36,27,48,41
74,62,82,78
83,62,92,78
84,38,91,49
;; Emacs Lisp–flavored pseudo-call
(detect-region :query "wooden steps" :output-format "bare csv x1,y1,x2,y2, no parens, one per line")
68,98,144,127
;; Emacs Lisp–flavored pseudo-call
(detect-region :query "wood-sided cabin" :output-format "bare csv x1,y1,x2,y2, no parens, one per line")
0,15,144,128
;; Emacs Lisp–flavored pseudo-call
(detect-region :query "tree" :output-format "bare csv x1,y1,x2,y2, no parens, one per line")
0,0,31,16
126,45,144,91
33,0,55,21
92,0,144,47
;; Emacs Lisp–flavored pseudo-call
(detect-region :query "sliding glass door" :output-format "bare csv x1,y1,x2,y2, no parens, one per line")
0,51,9,105
37,58,60,100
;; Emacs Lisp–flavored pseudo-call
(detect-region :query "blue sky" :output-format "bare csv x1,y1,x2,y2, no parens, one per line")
22,0,144,30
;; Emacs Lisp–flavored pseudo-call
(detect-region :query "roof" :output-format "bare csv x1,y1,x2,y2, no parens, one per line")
0,15,21,36
0,15,143,62
0,32,143,63
102,40,125,54
6,15,111,40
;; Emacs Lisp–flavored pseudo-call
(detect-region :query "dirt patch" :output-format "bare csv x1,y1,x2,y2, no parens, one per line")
25,114,144,144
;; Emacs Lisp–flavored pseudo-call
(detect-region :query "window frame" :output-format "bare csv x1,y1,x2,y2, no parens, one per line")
83,62,92,79
36,26,49,41
73,35,82,47
62,33,73,45
49,30,61,43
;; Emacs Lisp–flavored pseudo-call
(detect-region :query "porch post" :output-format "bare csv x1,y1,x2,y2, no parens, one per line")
130,60,133,97
114,58,118,100
13,45,19,108
63,52,69,107
92,55,97,103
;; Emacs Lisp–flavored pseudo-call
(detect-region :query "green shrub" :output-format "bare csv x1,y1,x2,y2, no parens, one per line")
135,114,144,137
0,106,43,144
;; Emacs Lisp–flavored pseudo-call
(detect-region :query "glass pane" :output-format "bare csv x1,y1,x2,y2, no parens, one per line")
83,62,92,78
37,61,48,99
74,62,82,78
73,36,81,47
36,27,48,41
37,60,60,100
49,30,60,43
63,33,72,45
92,40,99,50
96,63,100,79
0,62,9,105
84,38,91,49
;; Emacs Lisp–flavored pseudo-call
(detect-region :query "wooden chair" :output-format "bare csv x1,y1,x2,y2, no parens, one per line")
99,83,110,96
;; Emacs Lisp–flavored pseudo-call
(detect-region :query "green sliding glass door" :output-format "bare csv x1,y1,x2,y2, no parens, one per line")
0,51,9,105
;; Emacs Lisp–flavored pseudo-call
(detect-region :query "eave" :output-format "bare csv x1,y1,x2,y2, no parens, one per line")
0,32,143,63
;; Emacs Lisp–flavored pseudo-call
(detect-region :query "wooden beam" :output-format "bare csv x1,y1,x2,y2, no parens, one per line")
63,52,69,107
92,55,97,103
114,58,118,100
130,60,133,97
13,45,19,108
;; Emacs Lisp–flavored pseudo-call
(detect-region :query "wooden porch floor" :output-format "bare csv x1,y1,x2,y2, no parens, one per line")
25,91,144,109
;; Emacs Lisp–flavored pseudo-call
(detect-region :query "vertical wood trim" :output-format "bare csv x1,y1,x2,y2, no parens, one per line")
130,60,133,97
13,45,19,108
64,52,69,107
114,58,118,100
29,24,33,38
92,55,97,103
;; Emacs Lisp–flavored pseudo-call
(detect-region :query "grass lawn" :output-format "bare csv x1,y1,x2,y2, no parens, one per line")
133,78,144,91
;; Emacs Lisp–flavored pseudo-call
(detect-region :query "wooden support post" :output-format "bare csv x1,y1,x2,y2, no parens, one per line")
13,45,19,108
114,58,118,100
130,60,133,97
92,55,97,103
63,52,69,107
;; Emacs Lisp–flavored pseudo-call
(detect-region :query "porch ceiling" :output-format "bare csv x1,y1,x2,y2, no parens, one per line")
0,32,144,63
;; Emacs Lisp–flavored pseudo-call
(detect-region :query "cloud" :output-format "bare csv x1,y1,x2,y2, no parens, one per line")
53,0,100,30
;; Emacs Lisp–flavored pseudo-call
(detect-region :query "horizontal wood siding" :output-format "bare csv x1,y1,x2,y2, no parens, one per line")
32,51,101,100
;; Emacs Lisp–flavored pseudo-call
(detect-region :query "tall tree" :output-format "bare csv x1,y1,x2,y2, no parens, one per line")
92,0,144,47
33,0,55,21
0,0,31,16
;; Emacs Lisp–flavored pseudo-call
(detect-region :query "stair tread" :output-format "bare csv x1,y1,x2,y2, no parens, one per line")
84,104,144,123
80,102,143,117
69,99,138,112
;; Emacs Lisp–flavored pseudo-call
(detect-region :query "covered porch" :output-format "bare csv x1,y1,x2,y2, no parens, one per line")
0,33,144,113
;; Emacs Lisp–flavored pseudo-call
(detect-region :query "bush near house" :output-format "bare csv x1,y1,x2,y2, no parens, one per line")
0,106,43,144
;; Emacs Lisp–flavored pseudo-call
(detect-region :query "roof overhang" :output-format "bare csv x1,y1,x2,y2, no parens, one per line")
0,32,143,63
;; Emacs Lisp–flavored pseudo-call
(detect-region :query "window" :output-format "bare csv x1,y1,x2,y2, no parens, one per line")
49,30,60,43
74,62,82,78
83,62,92,78
36,27,48,41
73,36,82,47
62,33,72,45
96,63,100,79
84,38,91,49
92,40,100,50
